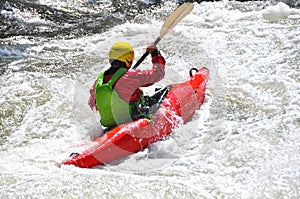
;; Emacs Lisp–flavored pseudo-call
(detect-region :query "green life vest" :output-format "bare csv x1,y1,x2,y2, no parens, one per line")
95,68,134,128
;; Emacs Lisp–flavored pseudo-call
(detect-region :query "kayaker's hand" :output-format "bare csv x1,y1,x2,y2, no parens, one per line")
88,82,97,111
88,95,97,111
146,43,157,54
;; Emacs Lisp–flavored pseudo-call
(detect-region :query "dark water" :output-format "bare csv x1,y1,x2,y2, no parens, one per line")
0,0,164,75
1,0,154,39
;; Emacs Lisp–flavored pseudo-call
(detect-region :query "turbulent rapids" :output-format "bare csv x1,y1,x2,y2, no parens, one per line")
0,0,299,198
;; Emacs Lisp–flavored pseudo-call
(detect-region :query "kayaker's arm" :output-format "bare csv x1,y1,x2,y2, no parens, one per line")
137,42,165,87
114,53,165,103
139,54,165,87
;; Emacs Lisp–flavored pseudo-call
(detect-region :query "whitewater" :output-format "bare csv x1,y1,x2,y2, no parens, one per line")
0,1,299,198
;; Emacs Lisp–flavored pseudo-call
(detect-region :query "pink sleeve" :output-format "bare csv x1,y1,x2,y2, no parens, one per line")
114,55,166,102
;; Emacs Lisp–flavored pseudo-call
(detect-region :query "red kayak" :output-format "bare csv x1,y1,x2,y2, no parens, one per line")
62,67,209,168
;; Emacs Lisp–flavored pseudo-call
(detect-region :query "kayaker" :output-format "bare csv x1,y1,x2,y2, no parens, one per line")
88,41,166,129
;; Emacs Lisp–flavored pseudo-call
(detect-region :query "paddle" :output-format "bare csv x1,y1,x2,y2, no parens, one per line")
132,2,194,69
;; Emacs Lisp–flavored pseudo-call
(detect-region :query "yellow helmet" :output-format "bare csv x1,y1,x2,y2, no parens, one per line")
109,42,134,68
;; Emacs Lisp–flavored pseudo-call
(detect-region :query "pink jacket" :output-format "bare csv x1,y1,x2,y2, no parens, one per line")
88,55,166,110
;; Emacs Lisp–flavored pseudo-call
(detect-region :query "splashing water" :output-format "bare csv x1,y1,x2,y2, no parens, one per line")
0,1,299,198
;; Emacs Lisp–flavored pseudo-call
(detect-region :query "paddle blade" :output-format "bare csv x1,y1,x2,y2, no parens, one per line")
160,2,194,39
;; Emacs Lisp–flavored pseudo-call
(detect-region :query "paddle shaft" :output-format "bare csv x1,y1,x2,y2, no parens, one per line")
132,37,161,69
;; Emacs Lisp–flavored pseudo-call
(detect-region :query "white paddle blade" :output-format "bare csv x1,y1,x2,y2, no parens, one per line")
160,2,194,38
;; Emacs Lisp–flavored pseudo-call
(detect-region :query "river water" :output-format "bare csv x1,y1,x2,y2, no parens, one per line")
0,0,299,198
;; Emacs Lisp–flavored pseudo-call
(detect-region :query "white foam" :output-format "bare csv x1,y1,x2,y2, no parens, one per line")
262,2,293,22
